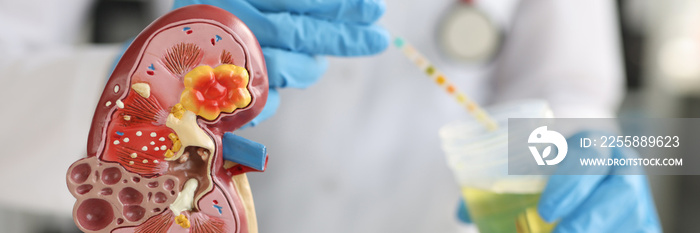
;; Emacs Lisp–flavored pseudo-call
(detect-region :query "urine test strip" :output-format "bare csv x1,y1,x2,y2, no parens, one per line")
393,37,498,131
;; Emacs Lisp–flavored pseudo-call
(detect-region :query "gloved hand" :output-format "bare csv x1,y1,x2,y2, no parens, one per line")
456,198,472,223
172,0,390,127
456,131,661,233
537,131,661,232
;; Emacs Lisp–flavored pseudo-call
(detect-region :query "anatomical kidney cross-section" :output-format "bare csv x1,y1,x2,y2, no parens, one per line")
66,5,269,233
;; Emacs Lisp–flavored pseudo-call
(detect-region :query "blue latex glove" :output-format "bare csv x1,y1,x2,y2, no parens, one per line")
456,131,661,232
537,131,661,232
172,0,390,127
456,198,472,223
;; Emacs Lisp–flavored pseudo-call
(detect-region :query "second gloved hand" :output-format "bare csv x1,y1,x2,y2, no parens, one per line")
455,131,661,233
537,131,661,233
173,0,391,126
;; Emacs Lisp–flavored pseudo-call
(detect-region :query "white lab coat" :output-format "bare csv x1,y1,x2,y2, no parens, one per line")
0,0,622,233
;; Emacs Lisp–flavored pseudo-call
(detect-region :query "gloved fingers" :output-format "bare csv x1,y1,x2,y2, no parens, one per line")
242,88,280,128
245,0,386,24
538,132,614,222
456,198,472,223
172,0,390,56
262,47,328,89
553,175,660,233
173,0,210,9
258,12,390,56
537,174,605,223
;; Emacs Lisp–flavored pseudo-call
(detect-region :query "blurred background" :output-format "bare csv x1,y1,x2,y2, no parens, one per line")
2,0,700,232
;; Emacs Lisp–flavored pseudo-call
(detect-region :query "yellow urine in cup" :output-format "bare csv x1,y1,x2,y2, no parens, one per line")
461,187,555,233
